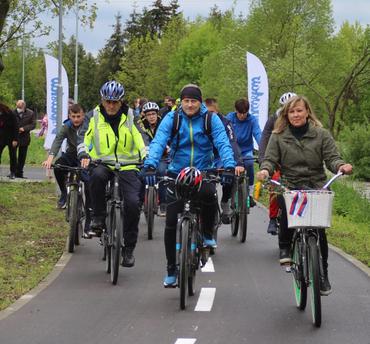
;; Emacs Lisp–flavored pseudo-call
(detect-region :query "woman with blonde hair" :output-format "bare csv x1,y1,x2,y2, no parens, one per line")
257,95,352,295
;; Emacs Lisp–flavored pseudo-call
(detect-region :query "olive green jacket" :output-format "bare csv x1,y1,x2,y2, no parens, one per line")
260,123,345,189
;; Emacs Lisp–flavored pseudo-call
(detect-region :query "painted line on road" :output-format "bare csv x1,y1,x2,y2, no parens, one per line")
194,287,216,312
201,257,215,272
174,339,196,344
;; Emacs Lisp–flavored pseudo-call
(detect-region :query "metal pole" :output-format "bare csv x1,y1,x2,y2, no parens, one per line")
21,22,25,101
73,0,79,103
57,0,63,133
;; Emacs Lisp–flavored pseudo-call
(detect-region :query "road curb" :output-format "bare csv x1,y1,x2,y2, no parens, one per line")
255,202,370,278
0,250,72,321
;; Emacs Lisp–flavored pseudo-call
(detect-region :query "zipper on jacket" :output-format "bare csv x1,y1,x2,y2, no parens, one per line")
106,134,110,148
189,119,194,167
123,133,127,147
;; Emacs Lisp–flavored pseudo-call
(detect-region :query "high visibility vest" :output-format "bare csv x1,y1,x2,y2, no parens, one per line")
84,106,146,170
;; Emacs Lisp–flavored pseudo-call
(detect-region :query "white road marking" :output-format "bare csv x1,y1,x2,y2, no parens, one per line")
201,257,215,272
174,339,196,344
194,287,216,312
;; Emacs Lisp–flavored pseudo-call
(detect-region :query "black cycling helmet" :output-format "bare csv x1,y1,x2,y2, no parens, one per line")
175,167,203,199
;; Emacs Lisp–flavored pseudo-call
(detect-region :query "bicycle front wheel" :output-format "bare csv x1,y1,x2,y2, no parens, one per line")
111,206,122,285
147,187,155,240
291,235,307,310
308,235,322,327
238,177,248,243
179,219,190,310
230,185,239,237
67,189,79,253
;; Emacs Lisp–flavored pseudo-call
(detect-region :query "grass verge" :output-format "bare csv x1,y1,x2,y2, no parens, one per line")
256,179,370,267
0,181,67,311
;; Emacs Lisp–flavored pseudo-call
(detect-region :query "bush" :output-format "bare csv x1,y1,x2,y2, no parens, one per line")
339,123,370,180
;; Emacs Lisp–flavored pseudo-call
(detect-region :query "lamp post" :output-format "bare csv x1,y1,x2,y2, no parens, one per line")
73,0,79,103
21,22,25,101
57,0,63,133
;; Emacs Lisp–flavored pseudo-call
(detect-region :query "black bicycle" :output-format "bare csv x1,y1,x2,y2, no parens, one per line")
93,160,142,285
162,173,220,310
53,164,87,253
262,173,342,327
143,183,159,240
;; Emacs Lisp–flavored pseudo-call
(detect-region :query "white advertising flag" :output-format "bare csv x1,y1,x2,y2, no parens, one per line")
44,54,69,150
246,52,269,149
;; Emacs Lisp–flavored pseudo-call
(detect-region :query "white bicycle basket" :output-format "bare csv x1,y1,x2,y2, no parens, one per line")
283,190,334,229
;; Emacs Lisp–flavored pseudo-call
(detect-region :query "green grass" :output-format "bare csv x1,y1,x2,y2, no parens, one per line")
256,179,370,267
0,181,67,311
1,135,47,166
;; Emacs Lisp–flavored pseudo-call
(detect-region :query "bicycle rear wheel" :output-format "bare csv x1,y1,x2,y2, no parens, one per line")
67,189,78,253
75,194,85,246
111,206,122,285
238,177,248,243
308,235,322,327
179,219,190,310
230,184,239,237
291,234,307,310
147,187,155,240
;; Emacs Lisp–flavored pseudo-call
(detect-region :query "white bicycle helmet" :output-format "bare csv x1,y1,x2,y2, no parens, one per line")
142,101,160,113
279,92,297,105
100,81,125,101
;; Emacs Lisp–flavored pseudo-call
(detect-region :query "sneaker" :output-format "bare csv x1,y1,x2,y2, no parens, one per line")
89,217,105,237
57,194,67,209
279,248,292,264
320,272,332,296
158,204,167,217
249,196,256,208
82,232,92,239
163,265,177,288
121,247,135,267
267,218,278,235
7,173,16,179
203,237,217,248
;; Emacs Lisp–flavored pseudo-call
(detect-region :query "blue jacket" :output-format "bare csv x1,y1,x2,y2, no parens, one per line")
144,104,236,173
226,112,261,157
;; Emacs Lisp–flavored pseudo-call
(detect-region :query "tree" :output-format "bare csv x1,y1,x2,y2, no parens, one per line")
0,0,97,74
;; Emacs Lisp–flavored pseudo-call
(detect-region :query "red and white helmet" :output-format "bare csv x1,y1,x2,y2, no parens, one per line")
175,167,203,199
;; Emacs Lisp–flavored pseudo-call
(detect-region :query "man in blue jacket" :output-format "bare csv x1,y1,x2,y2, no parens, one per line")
143,84,236,287
226,98,261,208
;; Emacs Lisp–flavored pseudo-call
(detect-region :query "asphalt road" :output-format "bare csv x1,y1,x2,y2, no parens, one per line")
0,205,369,344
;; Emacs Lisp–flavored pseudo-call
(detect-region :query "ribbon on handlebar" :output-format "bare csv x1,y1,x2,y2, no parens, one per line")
289,191,308,217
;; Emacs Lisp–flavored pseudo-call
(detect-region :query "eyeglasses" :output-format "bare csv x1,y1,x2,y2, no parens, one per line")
104,100,121,105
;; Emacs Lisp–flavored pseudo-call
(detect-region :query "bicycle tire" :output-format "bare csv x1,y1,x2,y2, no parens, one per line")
179,219,190,310
291,234,307,310
67,189,78,253
188,221,197,296
75,194,84,246
147,187,155,240
238,177,248,243
230,184,239,237
111,206,122,285
308,235,322,327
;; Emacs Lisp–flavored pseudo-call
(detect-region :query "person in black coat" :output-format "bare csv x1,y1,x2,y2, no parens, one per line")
13,100,36,178
0,103,18,178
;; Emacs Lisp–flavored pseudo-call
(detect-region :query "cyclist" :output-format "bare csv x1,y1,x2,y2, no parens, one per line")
256,95,352,295
226,98,261,210
143,84,236,287
80,81,146,268
205,98,244,223
138,101,168,216
258,92,296,235
42,104,91,234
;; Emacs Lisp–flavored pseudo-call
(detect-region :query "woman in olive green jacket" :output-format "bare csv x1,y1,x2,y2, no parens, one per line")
257,95,352,295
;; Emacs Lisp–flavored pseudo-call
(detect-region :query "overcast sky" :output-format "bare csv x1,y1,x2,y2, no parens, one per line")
34,0,370,56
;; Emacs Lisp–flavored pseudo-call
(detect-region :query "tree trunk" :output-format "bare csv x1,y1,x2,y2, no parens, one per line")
0,0,10,73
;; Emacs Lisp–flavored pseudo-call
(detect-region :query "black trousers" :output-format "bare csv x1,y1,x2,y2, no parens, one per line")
164,181,217,267
89,165,142,248
0,142,17,174
277,194,329,269
15,145,29,176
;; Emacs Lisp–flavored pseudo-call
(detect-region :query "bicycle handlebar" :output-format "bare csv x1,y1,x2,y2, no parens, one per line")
52,164,85,172
91,160,143,170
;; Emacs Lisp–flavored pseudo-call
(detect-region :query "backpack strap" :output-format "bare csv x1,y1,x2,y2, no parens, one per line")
204,111,213,140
